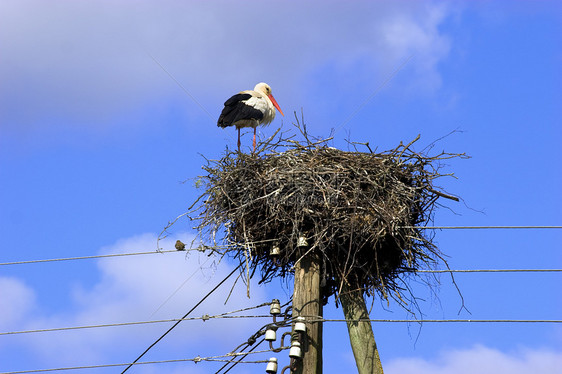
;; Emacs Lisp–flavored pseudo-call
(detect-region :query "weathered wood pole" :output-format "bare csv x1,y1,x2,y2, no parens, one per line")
293,237,322,374
339,282,384,374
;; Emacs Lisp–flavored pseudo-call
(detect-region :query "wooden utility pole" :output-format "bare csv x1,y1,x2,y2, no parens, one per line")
339,282,384,374
293,248,322,374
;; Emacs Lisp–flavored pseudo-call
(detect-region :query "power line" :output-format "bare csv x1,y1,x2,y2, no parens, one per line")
0,240,276,266
0,348,282,374
403,225,562,229
149,255,213,318
2,274,560,336
216,300,293,374
335,54,414,132
1,227,560,266
4,314,558,338
0,250,179,266
315,318,562,323
219,338,266,374
417,268,562,273
2,253,560,271
0,315,271,337
5,321,554,374
147,52,214,121
120,263,242,373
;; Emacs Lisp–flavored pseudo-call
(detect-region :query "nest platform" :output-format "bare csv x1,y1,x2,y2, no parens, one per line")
190,127,465,306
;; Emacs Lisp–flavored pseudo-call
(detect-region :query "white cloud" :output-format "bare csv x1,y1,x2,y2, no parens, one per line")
0,0,453,134
0,277,36,330
386,345,562,374
376,3,451,93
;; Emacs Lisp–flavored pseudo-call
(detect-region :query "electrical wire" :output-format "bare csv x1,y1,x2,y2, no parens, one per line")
0,250,179,266
220,338,266,374
120,263,242,374
402,225,562,229
0,348,282,374
147,52,214,121
0,315,272,336
1,226,560,266
9,318,559,374
149,255,213,318
417,268,562,273
215,299,293,374
0,240,277,266
3,295,560,336
334,54,414,132
312,318,562,323
1,268,559,336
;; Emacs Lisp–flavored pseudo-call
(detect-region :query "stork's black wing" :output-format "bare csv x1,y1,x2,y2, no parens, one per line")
217,93,264,128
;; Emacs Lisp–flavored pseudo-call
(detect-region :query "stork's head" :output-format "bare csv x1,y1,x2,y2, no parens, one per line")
254,82,284,116
254,82,272,95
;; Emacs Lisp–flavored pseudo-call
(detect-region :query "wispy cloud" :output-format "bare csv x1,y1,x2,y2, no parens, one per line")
0,1,454,135
386,345,562,374
0,277,36,331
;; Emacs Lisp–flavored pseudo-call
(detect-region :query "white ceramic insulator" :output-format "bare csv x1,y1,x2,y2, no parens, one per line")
297,236,308,247
289,341,302,358
265,328,277,341
270,245,280,256
294,321,306,333
266,357,278,373
270,299,281,315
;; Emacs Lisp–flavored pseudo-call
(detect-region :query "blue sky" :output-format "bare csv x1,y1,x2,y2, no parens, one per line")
1,1,561,373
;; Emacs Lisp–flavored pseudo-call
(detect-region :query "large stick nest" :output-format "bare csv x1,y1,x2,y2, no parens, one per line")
189,124,466,307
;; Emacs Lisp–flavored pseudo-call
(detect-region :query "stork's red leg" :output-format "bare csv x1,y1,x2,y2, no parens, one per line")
237,128,241,151
253,127,257,153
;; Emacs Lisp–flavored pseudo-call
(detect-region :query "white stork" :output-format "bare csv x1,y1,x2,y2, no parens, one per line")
217,82,284,152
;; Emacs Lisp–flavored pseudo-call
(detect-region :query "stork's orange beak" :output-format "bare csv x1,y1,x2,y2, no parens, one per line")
268,94,284,116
